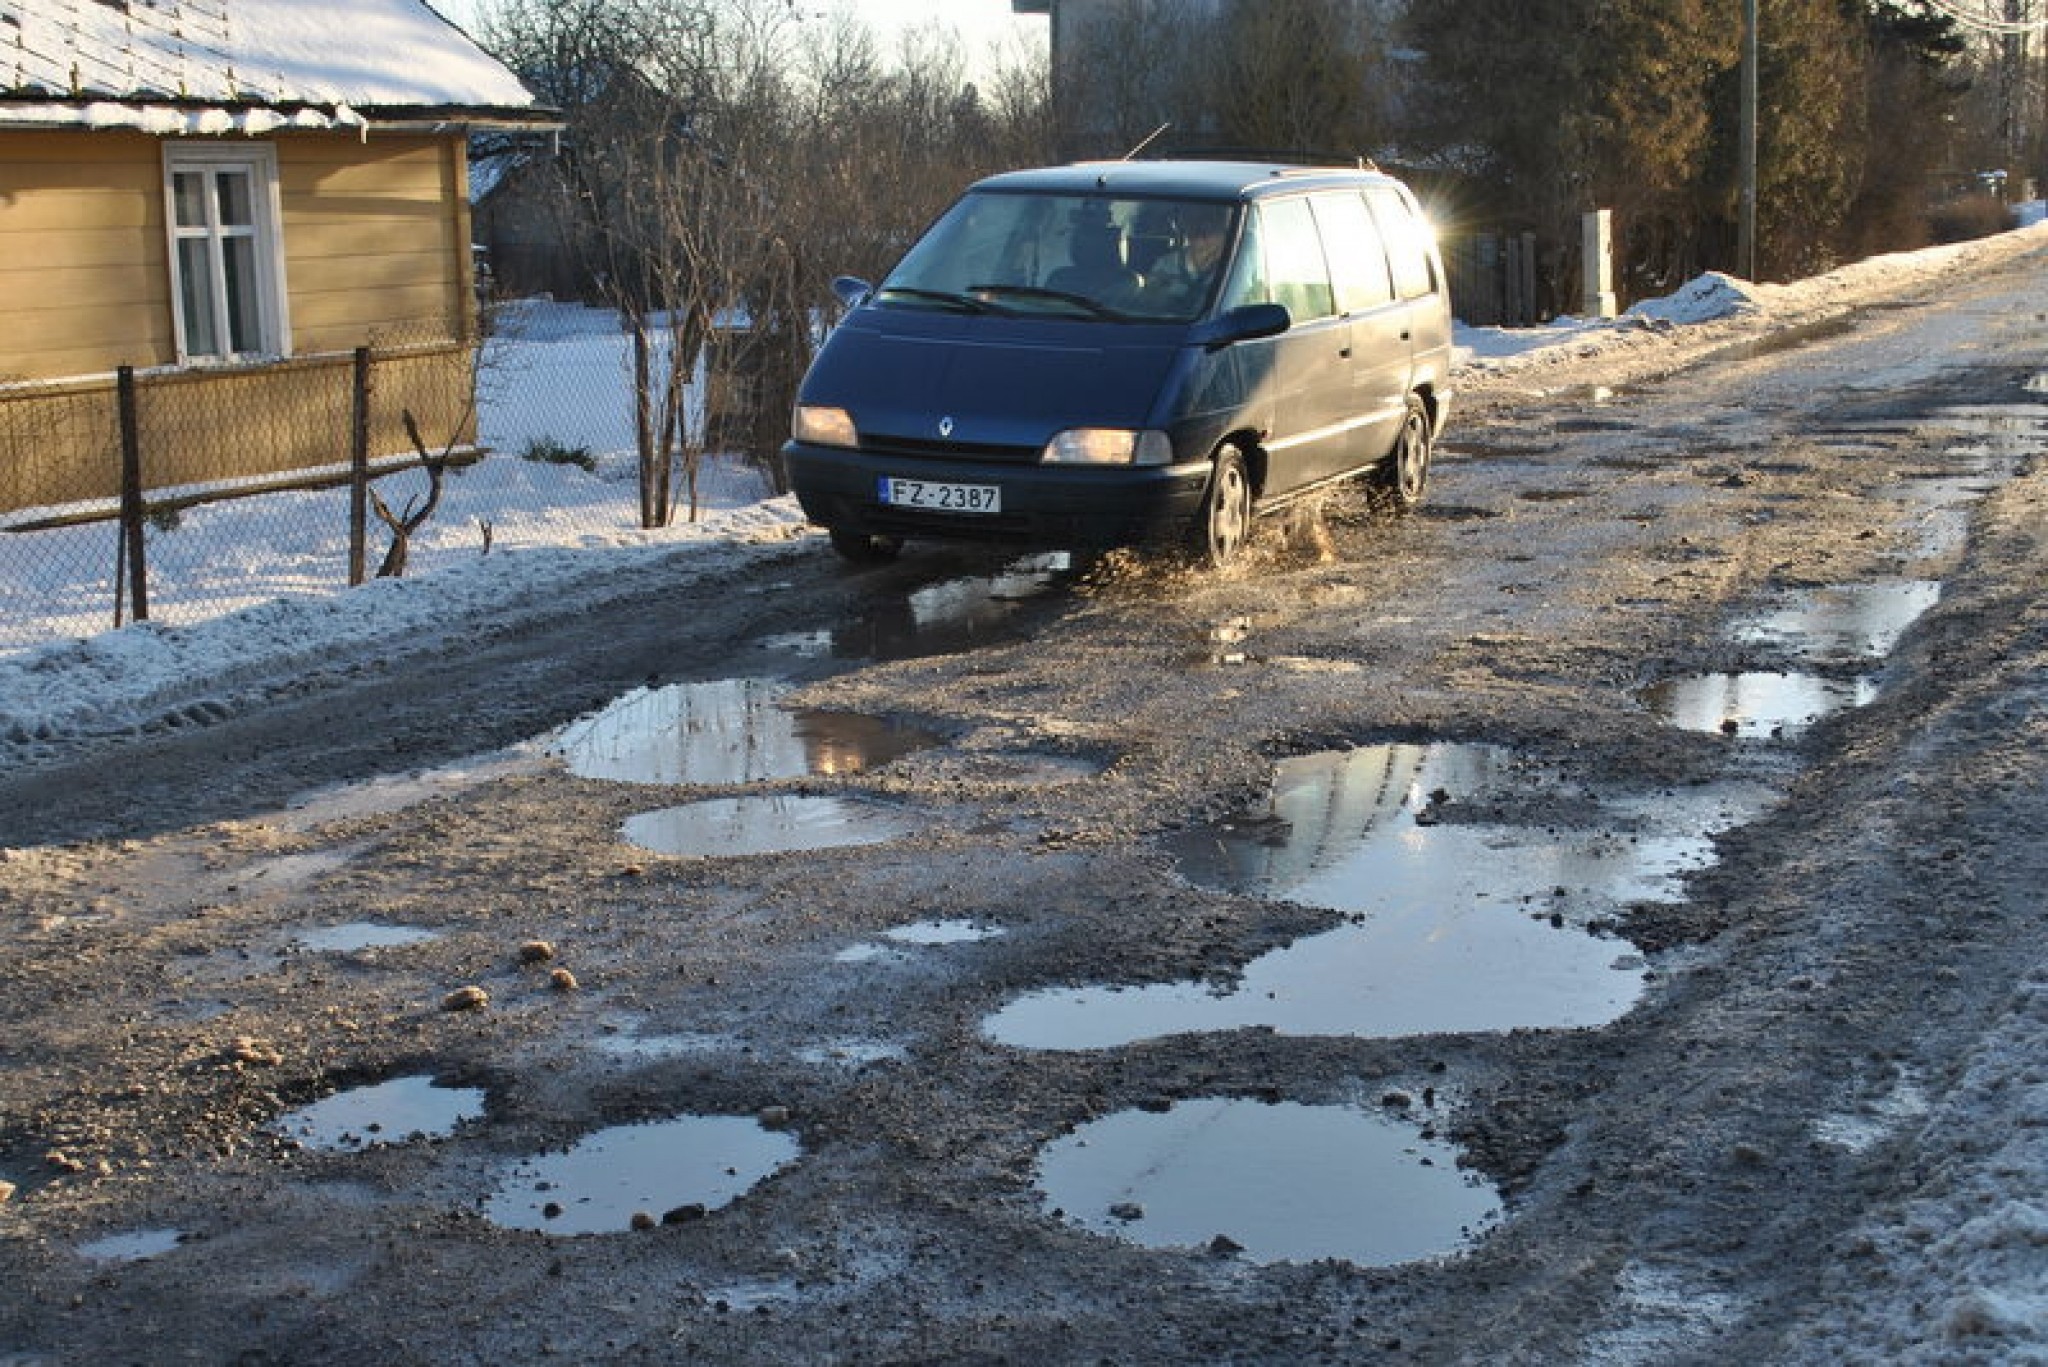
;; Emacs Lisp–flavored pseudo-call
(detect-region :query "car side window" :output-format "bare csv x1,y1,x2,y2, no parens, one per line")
1311,191,1395,314
1259,198,1336,323
1214,207,1266,312
1364,186,1439,301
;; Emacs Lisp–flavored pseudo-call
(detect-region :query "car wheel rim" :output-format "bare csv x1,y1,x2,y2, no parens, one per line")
1399,415,1428,501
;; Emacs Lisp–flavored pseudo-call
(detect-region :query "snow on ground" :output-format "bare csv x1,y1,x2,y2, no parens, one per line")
2,215,2043,748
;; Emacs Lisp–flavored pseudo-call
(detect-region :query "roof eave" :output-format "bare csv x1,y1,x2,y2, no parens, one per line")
0,96,563,136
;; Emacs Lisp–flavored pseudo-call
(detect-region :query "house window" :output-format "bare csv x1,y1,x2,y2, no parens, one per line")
164,144,288,362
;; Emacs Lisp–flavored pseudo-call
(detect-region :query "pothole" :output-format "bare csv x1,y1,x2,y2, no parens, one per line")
1729,580,1940,663
1643,671,1878,737
883,918,1004,946
1035,1097,1500,1267
986,744,1729,1049
621,794,918,858
75,1228,185,1263
294,922,439,954
762,553,1072,662
484,1116,801,1235
270,1076,486,1153
543,678,939,785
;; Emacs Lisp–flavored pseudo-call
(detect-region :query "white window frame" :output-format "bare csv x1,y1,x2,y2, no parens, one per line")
162,142,292,364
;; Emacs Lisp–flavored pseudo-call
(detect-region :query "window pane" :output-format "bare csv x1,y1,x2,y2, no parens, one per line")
214,170,254,228
1365,188,1437,300
1314,193,1394,313
222,237,261,353
177,238,220,356
1261,199,1335,322
173,171,208,229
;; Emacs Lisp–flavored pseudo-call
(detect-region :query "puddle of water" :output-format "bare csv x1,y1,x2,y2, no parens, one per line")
1886,470,1998,561
883,919,1004,946
765,553,1071,662
270,1076,486,1152
1730,581,1940,663
793,1038,906,1067
986,903,1647,1049
591,1028,736,1060
1176,745,1713,913
836,918,1005,965
545,678,939,785
484,1116,801,1235
76,1228,185,1263
1644,672,1878,737
1036,1097,1499,1267
833,942,906,965
295,922,439,954
621,795,917,859
988,745,1710,1049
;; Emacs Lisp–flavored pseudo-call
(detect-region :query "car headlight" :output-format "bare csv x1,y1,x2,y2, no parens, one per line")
793,404,858,448
1041,428,1173,466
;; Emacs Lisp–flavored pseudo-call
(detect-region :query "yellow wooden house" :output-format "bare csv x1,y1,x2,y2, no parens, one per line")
0,0,554,517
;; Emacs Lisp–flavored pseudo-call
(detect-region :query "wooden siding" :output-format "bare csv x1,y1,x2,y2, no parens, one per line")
279,135,473,349
0,131,176,379
0,126,480,514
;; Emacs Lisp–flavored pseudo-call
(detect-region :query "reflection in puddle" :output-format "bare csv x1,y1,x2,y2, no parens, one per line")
837,919,1005,965
884,919,1004,946
591,1028,734,1060
76,1228,184,1263
1036,1098,1499,1267
271,1076,485,1152
295,922,439,953
1888,470,1997,562
484,1116,801,1235
622,795,917,858
767,554,1070,662
794,1038,906,1067
545,678,938,785
1731,581,1940,662
1645,672,1878,737
987,745,1717,1049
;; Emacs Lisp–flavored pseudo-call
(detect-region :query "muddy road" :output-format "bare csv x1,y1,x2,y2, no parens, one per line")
2,232,2046,1365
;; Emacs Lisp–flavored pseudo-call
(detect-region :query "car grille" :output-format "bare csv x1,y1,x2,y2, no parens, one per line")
860,434,1042,464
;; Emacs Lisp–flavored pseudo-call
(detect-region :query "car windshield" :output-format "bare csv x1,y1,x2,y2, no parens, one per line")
878,190,1238,325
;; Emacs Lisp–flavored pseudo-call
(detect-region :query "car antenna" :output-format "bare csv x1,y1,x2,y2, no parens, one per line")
1121,123,1171,160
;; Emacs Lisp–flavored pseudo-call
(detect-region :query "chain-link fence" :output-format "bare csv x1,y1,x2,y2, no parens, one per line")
0,304,776,656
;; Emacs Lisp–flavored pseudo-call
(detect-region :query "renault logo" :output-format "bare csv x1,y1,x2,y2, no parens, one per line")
938,416,955,439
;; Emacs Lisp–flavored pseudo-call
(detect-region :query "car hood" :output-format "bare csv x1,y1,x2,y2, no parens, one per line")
802,310,1186,449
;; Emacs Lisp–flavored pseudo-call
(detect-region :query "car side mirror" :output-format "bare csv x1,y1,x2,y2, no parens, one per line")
832,276,874,308
1192,302,1291,351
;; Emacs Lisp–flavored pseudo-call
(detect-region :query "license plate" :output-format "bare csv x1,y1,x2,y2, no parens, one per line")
877,477,1001,514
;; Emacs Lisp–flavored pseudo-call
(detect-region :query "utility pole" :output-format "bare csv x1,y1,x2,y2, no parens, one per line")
1738,0,1758,280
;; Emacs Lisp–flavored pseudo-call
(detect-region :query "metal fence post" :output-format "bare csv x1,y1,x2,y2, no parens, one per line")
116,365,148,626
349,345,370,586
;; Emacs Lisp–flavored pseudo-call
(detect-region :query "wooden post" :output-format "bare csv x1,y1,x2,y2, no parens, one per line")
350,346,370,586
116,365,148,625
1582,209,1617,319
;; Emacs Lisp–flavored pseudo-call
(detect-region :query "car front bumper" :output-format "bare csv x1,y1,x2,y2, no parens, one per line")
784,442,1212,550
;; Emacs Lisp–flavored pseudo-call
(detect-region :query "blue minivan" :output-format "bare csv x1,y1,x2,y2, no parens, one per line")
784,160,1453,567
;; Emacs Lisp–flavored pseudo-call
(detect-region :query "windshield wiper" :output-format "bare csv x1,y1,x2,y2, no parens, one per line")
967,283,1133,321
875,286,1000,315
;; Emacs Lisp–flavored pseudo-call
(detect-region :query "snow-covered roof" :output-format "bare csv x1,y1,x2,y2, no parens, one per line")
0,0,549,133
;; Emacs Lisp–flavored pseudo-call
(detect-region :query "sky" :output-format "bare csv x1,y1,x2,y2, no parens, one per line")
430,0,1047,71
